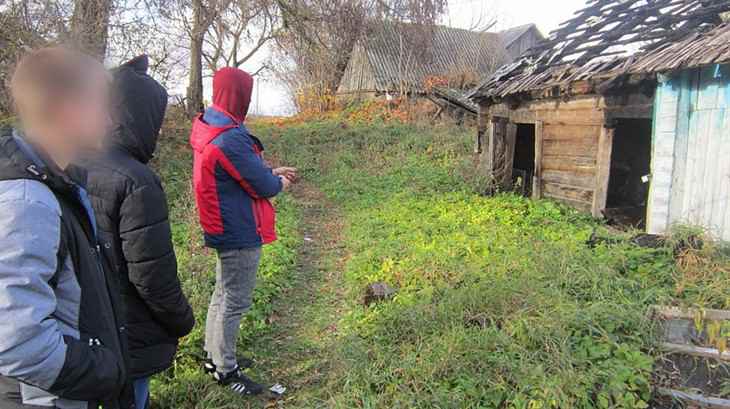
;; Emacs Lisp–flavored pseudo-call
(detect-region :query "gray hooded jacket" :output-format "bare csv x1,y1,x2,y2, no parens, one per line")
0,130,131,409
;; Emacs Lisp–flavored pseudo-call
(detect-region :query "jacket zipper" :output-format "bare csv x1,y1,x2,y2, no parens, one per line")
74,187,125,356
94,243,124,335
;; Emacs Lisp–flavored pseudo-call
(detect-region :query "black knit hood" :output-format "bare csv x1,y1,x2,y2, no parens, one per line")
111,55,168,164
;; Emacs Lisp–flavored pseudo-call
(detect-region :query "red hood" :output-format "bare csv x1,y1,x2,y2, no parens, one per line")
212,67,254,123
189,116,235,153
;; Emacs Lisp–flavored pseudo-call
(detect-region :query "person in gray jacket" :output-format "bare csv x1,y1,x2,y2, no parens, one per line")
0,48,133,409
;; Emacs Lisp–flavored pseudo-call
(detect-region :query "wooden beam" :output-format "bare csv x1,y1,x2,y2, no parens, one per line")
656,388,730,409
533,121,544,200
661,342,730,361
504,122,518,189
485,117,497,181
592,125,614,217
475,106,489,154
432,105,445,121
654,305,730,321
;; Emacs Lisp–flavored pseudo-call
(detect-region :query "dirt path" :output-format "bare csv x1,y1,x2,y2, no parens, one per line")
250,182,349,408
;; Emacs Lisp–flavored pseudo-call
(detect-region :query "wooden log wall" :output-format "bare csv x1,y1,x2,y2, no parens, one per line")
485,97,606,214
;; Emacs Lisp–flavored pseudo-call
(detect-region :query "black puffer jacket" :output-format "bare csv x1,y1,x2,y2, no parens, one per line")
85,55,195,379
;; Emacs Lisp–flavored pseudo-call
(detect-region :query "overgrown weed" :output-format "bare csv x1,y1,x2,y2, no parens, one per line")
255,116,729,408
150,110,730,408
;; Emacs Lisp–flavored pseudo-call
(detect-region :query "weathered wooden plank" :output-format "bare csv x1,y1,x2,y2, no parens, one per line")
505,122,517,188
697,67,722,230
532,109,606,126
687,93,713,227
542,192,592,212
542,182,594,204
708,104,728,237
654,305,730,321
661,342,730,362
486,106,538,124
486,99,606,127
528,96,607,111
722,107,730,241
485,117,498,184
542,139,598,157
542,169,596,190
542,156,597,169
656,388,730,409
542,124,601,141
533,121,544,200
476,106,489,154
650,73,686,236
592,126,614,217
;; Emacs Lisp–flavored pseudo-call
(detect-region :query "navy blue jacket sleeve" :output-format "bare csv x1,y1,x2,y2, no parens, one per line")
217,129,283,198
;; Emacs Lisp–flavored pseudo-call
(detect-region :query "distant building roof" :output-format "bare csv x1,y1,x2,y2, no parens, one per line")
338,22,540,94
472,0,730,102
498,24,539,49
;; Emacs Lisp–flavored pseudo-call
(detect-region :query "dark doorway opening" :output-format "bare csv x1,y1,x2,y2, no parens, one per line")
512,123,536,197
605,118,653,228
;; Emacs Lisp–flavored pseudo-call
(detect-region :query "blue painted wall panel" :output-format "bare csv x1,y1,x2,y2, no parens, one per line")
649,64,730,241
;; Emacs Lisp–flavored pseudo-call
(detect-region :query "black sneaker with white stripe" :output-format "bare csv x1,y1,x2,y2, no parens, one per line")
214,365,264,396
204,357,253,375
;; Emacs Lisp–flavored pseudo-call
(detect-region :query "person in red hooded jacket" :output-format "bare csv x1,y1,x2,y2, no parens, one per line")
189,67,296,395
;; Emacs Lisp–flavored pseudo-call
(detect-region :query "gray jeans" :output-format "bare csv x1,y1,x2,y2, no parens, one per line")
204,247,261,374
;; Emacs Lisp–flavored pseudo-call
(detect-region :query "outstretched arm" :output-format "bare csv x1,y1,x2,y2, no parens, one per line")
216,130,284,198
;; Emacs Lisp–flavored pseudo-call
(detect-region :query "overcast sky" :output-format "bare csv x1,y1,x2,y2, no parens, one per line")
245,0,587,116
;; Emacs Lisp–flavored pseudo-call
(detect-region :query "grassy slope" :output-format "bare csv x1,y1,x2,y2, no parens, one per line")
153,116,729,409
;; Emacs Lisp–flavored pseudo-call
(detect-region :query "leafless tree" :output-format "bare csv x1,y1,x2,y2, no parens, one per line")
159,0,276,116
70,0,112,58
183,0,231,115
203,0,279,73
273,0,448,112
0,0,72,115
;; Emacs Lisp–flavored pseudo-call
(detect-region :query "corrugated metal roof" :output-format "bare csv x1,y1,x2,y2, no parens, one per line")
472,0,730,101
347,22,512,92
498,24,538,48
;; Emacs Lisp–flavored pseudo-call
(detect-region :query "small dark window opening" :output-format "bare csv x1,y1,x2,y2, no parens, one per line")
512,123,536,197
605,118,653,228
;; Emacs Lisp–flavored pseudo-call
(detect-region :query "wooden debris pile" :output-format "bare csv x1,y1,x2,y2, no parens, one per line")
653,306,730,408
429,86,479,115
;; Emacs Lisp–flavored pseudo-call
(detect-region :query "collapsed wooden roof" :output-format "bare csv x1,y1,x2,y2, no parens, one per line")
630,21,730,72
472,0,730,102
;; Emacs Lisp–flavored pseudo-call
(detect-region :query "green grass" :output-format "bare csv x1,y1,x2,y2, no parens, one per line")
152,116,730,408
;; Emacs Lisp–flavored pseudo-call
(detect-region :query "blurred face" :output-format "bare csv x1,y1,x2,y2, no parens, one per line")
51,71,113,155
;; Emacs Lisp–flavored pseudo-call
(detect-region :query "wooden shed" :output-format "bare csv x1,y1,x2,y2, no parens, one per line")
337,22,543,96
471,0,730,231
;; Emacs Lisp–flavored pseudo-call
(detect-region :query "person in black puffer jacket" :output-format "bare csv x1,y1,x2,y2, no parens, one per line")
84,55,195,409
